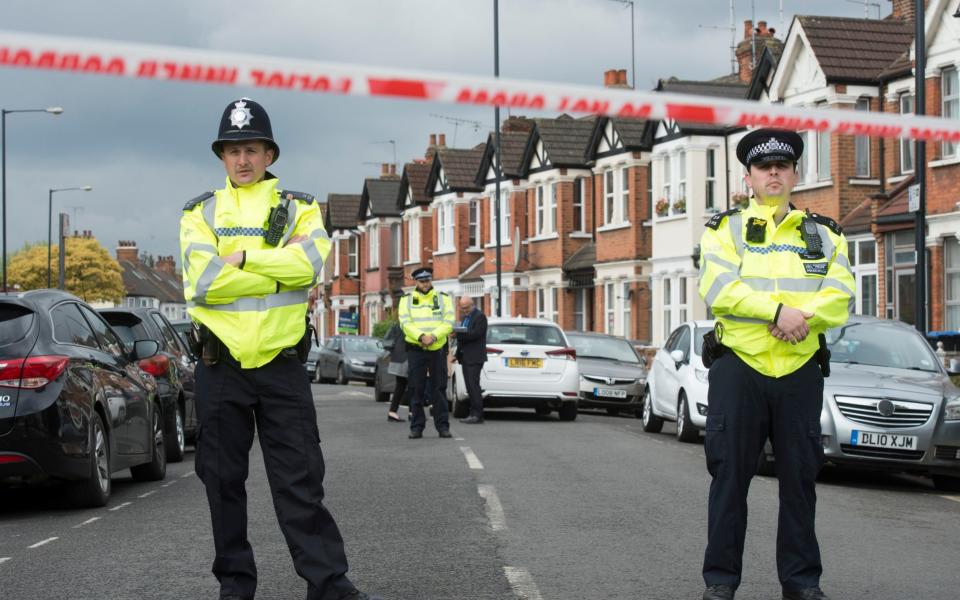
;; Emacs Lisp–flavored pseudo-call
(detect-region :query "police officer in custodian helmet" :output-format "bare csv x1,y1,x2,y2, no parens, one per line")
180,98,383,600
697,128,854,600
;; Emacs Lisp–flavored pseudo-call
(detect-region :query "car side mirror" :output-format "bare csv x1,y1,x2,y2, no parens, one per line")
132,340,160,361
670,349,685,367
383,339,395,351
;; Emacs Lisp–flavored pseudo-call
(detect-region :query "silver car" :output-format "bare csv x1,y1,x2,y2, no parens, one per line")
805,316,960,491
566,332,646,416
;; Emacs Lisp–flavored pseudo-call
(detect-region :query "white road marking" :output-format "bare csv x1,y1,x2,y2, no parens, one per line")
73,517,101,528
181,471,195,478
941,495,960,504
460,446,484,470
454,437,465,441
478,485,507,531
343,391,371,397
27,537,58,549
138,490,157,498
0,557,11,565
162,480,177,487
503,566,543,600
108,502,132,511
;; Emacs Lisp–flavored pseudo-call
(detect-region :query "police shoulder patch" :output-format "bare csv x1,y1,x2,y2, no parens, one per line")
705,208,740,230
809,213,842,236
278,189,315,204
183,191,214,211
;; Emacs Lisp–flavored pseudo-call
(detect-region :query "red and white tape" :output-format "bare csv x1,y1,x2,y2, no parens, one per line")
0,30,955,142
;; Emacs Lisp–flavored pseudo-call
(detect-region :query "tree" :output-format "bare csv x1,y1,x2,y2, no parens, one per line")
7,236,125,303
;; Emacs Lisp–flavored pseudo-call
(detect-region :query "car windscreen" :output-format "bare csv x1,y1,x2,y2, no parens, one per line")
343,338,382,353
487,324,565,347
101,315,152,348
566,334,639,362
693,327,713,356
826,322,940,372
0,303,35,346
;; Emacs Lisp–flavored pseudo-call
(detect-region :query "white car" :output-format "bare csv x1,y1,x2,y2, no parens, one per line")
449,317,580,421
643,320,714,442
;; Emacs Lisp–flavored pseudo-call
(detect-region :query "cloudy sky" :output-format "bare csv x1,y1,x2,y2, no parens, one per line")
1,0,877,267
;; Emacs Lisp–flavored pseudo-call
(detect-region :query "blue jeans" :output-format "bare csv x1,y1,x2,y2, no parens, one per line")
407,345,449,433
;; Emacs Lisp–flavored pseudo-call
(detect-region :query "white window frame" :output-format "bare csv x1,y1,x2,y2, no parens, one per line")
605,282,615,334
946,237,960,328
535,185,546,235
548,183,558,234
406,216,420,263
943,68,959,158
390,222,402,267
468,199,481,249
677,151,686,208
333,238,341,277
367,223,379,269
621,281,631,338
900,93,915,173
347,236,358,276
855,98,871,178
604,170,616,225
619,166,630,224
573,178,586,232
705,148,717,211
662,278,673,341
573,288,588,330
445,202,455,251
678,277,688,324
660,155,672,213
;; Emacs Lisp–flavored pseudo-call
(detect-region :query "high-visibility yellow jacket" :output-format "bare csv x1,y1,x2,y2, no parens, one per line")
179,174,330,368
397,287,455,351
698,198,854,377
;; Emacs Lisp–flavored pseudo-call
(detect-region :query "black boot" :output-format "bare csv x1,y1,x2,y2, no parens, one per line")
783,588,829,600
703,584,735,600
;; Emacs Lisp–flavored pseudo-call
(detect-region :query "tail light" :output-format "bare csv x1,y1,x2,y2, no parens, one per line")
546,347,577,361
486,347,504,356
0,355,70,388
139,354,170,377
0,454,27,464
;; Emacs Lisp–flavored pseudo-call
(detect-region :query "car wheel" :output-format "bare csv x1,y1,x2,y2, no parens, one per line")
165,404,186,463
557,402,578,421
66,412,111,508
535,406,552,416
641,387,664,433
335,364,347,385
676,392,699,443
313,366,322,384
131,404,167,482
933,474,960,492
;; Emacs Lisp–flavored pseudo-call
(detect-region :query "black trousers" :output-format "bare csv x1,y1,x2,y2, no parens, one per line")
702,351,824,592
461,363,484,418
407,344,449,433
195,349,355,600
389,376,408,414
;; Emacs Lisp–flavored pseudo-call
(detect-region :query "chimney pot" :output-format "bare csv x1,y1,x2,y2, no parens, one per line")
603,69,615,86
390,164,397,175
617,69,628,85
758,20,768,36
743,19,753,40
439,133,446,147
381,163,389,176
429,134,437,146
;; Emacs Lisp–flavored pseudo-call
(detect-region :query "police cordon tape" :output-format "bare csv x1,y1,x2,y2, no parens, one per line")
0,29,957,143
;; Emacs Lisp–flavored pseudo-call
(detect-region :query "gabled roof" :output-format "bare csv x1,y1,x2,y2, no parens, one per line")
359,178,402,219
425,147,485,196
324,193,362,231
839,198,873,235
876,175,915,226
521,115,598,172
587,116,653,159
476,129,534,185
397,162,432,210
119,260,183,303
656,77,749,100
796,15,913,83
747,46,782,100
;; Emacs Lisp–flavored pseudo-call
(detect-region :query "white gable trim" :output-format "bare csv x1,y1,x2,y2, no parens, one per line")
770,21,827,103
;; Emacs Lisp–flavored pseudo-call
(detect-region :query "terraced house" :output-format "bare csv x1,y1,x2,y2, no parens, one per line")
322,193,361,338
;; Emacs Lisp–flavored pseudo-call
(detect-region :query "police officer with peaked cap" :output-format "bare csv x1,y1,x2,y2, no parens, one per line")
696,128,854,600
180,98,383,600
398,267,456,439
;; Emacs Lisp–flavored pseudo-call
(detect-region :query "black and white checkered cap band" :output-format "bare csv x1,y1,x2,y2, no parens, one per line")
746,137,796,162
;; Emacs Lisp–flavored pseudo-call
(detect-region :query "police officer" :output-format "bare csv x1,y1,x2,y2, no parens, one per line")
180,98,382,600
397,267,456,439
697,129,854,600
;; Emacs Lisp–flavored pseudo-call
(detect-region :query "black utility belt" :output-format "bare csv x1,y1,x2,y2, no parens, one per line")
193,324,308,366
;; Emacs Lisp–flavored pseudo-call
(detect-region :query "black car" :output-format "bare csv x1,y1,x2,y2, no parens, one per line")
0,290,166,507
99,307,197,462
168,318,192,353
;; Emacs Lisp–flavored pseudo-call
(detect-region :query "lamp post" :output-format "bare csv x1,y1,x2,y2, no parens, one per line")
48,186,92,287
493,0,503,316
2,106,63,291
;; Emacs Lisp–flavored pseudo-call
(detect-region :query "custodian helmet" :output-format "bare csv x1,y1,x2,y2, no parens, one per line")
211,98,280,162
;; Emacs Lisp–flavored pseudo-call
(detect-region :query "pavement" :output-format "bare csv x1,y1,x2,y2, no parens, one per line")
1,382,959,600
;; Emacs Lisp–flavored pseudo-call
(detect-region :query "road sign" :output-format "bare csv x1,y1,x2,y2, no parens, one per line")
337,310,358,335
908,184,920,212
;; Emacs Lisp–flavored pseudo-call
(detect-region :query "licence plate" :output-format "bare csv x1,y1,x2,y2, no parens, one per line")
594,387,627,399
851,430,918,450
505,357,543,369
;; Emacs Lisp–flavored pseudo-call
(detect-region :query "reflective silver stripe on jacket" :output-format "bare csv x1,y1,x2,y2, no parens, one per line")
183,242,217,269
703,271,739,307
721,314,770,325
188,289,308,312
729,213,744,258
202,196,217,234
702,252,740,274
193,258,225,302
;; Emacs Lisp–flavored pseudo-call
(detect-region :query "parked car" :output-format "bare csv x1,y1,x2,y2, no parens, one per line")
99,307,197,462
373,324,403,403
306,341,322,382
315,335,383,385
0,290,166,507
643,320,713,442
168,318,193,352
566,332,647,416
448,317,580,421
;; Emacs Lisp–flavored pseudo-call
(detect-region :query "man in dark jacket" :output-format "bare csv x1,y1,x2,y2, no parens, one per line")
454,296,487,424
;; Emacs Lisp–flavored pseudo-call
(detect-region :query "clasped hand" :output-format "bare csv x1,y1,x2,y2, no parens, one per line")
419,334,437,347
768,305,814,345
221,234,308,267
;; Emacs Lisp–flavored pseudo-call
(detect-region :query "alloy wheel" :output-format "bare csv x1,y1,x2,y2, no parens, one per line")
677,398,686,438
175,410,185,454
94,425,109,494
642,389,652,425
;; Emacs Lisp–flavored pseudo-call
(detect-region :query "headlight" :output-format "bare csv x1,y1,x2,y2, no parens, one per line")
695,368,709,383
349,358,364,366
946,398,960,421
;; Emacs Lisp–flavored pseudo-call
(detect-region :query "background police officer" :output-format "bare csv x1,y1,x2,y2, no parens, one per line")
397,267,455,439
697,129,854,600
180,98,382,600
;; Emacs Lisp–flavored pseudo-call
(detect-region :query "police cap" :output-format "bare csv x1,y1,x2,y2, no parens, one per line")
736,128,804,167
212,98,280,162
411,267,433,281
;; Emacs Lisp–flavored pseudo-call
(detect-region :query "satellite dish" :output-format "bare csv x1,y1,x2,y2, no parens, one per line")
513,226,520,264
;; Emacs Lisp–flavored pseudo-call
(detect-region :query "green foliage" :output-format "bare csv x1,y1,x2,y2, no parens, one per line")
371,316,398,339
7,237,126,303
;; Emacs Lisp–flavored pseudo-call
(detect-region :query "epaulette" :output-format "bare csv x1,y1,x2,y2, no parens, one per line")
278,189,315,204
705,207,741,230
183,191,214,211
809,212,842,236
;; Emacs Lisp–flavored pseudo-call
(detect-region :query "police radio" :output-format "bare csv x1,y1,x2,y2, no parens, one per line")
264,197,291,246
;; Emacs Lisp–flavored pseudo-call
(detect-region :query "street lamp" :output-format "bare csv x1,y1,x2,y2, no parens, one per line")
48,186,92,287
2,106,63,291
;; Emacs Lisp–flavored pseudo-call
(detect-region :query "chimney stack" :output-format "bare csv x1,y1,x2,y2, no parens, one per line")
603,68,631,89
757,20,768,37
390,164,397,175
116,240,139,263
736,18,783,84
438,133,446,147
429,134,437,146
743,19,753,39
381,163,390,176
156,255,176,276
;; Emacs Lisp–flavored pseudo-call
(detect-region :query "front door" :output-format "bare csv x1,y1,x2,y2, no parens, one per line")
896,270,916,326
